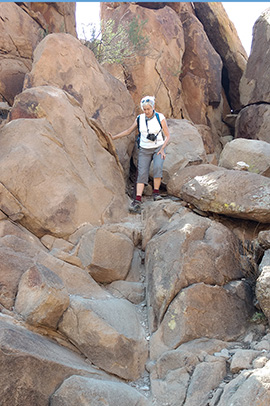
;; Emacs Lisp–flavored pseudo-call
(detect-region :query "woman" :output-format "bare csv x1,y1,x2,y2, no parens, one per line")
110,96,170,214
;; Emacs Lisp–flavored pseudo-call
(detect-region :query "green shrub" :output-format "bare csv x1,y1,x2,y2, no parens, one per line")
82,17,149,65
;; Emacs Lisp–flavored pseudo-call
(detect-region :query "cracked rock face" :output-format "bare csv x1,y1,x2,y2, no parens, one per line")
240,8,270,106
101,3,187,120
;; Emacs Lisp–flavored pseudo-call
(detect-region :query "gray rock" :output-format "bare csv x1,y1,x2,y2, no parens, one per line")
50,375,149,406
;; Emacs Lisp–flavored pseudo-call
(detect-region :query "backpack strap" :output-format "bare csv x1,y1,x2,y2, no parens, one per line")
155,112,161,127
136,115,140,148
155,112,165,140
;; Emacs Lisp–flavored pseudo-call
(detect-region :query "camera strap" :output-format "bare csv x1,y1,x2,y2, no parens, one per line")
145,113,162,143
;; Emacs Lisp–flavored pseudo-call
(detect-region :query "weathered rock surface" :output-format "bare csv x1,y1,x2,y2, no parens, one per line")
14,264,69,328
59,295,148,380
194,2,247,111
146,207,246,332
167,163,222,198
181,169,270,223
0,85,128,237
219,138,270,177
151,338,228,406
156,119,207,184
0,3,41,104
235,104,270,143
107,280,145,304
217,363,270,405
230,349,261,373
21,2,77,37
0,3,76,106
101,3,187,120
257,250,270,323
77,226,134,283
240,8,270,106
0,315,109,406
50,376,149,406
150,281,253,359
23,32,136,175
180,8,222,124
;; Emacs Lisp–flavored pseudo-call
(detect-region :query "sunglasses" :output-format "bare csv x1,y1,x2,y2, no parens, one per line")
142,98,154,104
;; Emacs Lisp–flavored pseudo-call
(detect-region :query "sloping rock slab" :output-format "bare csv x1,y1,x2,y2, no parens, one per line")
59,295,148,380
50,375,149,406
0,315,109,406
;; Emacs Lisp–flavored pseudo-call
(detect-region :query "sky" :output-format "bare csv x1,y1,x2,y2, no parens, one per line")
75,2,270,56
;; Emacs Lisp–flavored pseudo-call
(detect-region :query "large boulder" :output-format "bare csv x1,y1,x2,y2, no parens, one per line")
59,295,148,380
145,207,248,332
150,281,253,359
240,8,270,106
180,8,223,125
23,32,136,175
0,85,128,237
14,263,70,328
76,226,134,283
0,218,112,312
50,376,149,406
219,138,270,177
235,104,270,143
167,163,222,198
0,316,109,406
194,2,247,111
181,168,270,223
154,119,207,185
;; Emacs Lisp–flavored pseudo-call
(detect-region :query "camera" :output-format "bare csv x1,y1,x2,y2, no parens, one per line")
147,133,157,142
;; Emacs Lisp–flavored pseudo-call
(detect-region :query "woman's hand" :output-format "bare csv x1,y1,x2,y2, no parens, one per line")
157,148,166,160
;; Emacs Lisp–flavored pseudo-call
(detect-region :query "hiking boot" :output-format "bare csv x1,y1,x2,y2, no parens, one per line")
153,193,162,201
129,199,142,214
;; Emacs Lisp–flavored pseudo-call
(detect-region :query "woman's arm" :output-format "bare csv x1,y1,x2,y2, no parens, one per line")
109,119,137,140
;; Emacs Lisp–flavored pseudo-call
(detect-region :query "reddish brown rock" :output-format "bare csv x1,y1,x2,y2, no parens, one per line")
240,8,270,105
23,32,136,175
20,2,77,37
15,264,70,328
0,3,41,104
150,281,253,359
101,3,187,119
194,2,247,111
145,208,246,332
59,295,148,380
180,9,222,125
1,86,128,237
235,104,270,143
0,316,108,406
167,163,222,198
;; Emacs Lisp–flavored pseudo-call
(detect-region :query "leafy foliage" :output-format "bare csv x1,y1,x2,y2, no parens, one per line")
82,17,149,65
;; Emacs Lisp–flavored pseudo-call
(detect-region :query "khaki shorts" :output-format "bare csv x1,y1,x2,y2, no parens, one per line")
137,146,165,184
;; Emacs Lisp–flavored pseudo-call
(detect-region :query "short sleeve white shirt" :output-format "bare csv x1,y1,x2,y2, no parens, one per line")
138,112,165,149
